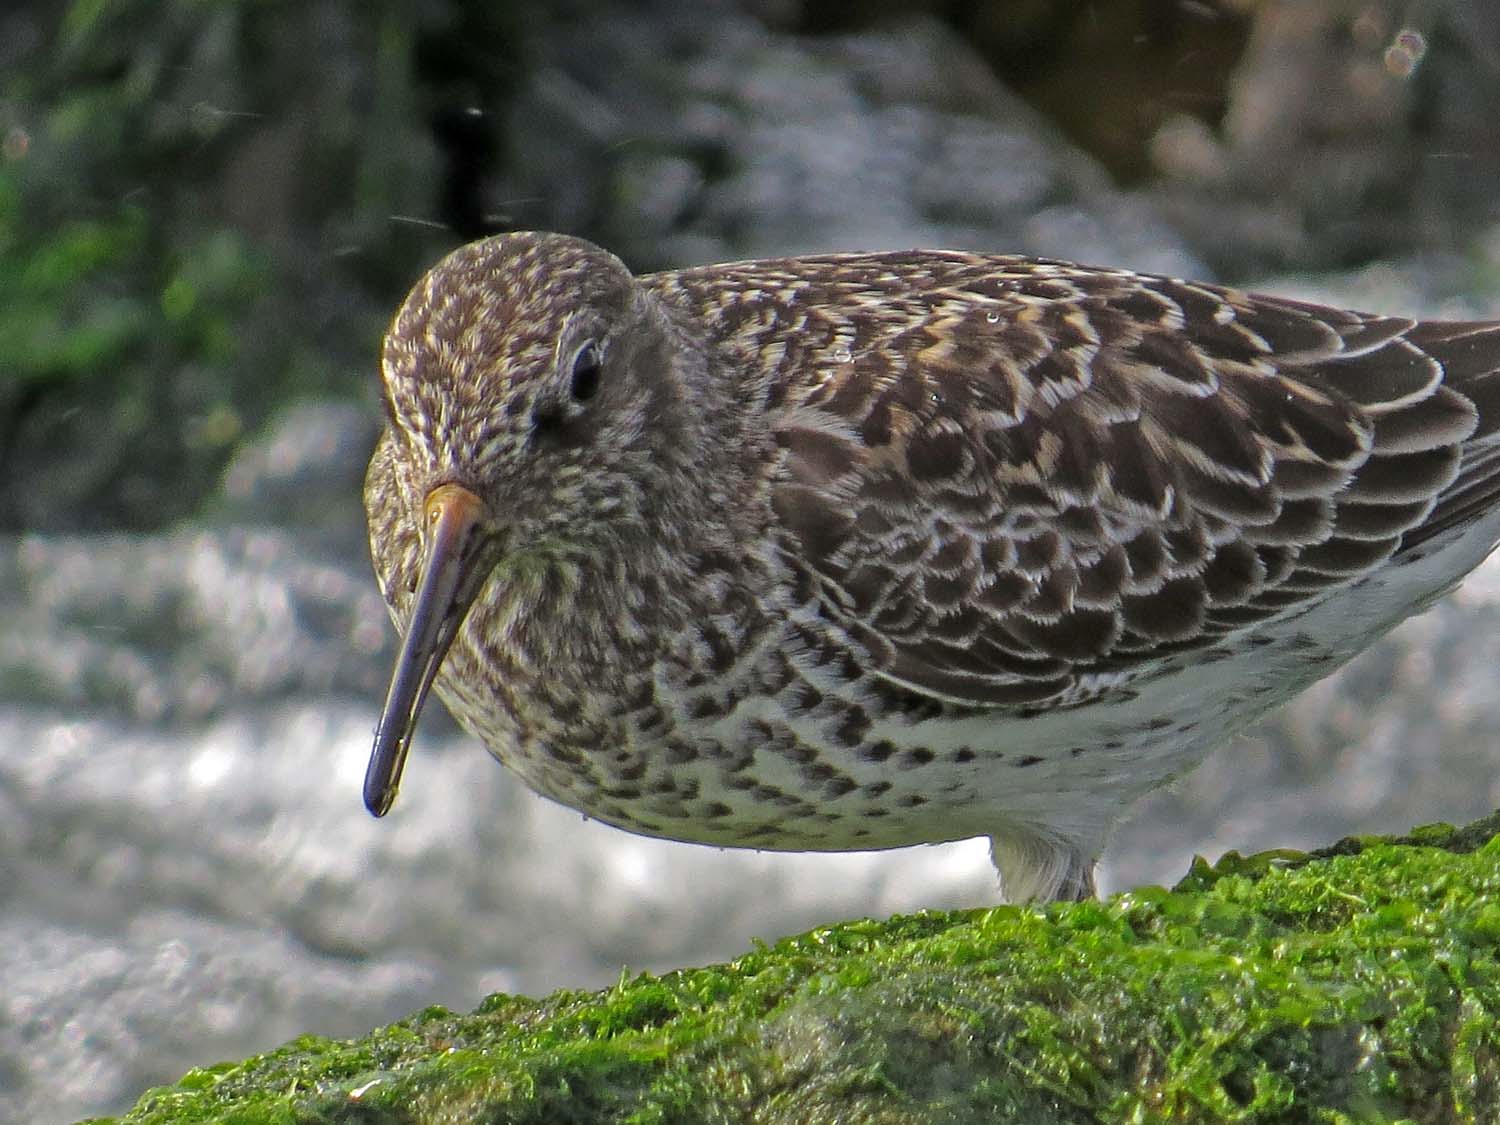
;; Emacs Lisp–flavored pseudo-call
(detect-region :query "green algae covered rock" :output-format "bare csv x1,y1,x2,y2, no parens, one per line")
86,814,1500,1124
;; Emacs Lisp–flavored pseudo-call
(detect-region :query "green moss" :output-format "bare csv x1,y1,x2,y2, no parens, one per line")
84,812,1500,1124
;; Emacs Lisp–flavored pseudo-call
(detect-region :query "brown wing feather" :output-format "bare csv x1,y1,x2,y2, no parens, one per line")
657,254,1500,709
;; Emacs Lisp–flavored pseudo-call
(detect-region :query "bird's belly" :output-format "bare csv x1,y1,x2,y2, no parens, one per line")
433,633,1302,856
433,511,1500,856
436,658,1232,855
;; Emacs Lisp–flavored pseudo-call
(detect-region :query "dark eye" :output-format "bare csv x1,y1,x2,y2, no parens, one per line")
570,341,602,402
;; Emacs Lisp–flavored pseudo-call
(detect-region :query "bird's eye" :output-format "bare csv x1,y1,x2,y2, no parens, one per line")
570,341,602,402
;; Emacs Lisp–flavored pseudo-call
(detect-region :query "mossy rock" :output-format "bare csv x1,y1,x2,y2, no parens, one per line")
84,812,1500,1124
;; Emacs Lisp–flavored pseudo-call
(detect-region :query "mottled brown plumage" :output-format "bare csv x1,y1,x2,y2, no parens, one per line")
364,231,1500,902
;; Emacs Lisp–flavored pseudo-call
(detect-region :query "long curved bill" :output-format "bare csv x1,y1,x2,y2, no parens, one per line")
365,483,489,817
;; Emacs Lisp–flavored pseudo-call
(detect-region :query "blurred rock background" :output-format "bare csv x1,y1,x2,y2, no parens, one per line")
3,0,1500,1119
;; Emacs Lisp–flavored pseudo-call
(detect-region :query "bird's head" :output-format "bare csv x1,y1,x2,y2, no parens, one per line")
361,232,698,817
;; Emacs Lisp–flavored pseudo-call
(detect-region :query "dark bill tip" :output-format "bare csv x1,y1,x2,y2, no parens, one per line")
364,483,487,817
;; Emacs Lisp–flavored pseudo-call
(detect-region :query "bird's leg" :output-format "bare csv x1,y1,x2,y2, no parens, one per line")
990,829,1098,903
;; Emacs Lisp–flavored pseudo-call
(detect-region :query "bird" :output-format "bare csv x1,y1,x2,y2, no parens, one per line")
363,230,1500,903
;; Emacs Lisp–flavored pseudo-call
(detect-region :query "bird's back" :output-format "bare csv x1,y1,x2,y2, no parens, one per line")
646,252,1500,707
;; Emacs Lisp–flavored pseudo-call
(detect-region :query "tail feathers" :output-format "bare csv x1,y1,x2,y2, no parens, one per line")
1404,321,1500,547
1411,321,1500,432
